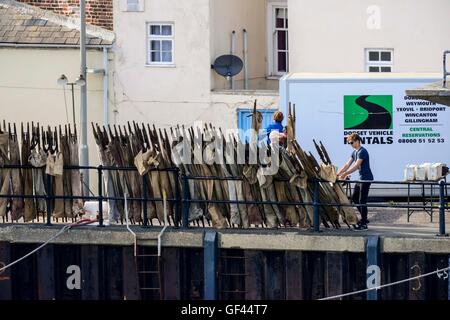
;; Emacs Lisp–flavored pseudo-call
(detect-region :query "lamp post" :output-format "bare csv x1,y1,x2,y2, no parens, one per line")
57,74,86,128
80,0,89,197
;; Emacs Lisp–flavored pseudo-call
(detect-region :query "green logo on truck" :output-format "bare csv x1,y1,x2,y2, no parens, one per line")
344,95,393,130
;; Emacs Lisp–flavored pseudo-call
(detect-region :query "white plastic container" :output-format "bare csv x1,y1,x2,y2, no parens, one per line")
83,201,109,225
422,163,433,180
415,164,428,181
429,163,445,181
404,164,416,181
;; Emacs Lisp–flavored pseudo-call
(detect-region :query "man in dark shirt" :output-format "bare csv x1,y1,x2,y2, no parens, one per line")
337,133,374,230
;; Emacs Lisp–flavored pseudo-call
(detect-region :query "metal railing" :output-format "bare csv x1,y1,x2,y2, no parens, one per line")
0,164,181,228
181,175,449,236
0,164,448,236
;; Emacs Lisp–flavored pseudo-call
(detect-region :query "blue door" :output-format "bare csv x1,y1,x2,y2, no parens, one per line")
237,109,276,143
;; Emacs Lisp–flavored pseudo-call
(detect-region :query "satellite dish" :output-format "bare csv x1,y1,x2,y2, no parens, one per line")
211,55,243,78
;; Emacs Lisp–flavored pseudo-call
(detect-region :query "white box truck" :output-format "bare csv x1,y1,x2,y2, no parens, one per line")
280,73,449,196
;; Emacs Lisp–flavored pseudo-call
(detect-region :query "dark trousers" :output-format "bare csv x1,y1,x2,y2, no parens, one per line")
352,182,371,224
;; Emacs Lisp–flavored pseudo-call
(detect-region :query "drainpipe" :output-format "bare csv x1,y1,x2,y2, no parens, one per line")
103,47,109,126
230,30,236,90
102,47,115,221
243,29,248,90
444,50,450,88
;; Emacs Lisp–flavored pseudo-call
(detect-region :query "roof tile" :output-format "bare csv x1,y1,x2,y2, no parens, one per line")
28,30,41,37
52,37,67,44
39,31,53,37
65,37,78,45
51,31,64,38
28,37,43,43
4,36,19,43
24,25,38,31
88,38,101,45
0,5,112,46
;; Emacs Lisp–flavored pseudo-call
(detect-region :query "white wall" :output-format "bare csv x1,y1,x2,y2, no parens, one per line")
113,0,213,127
0,47,108,167
211,0,273,90
211,92,280,128
113,0,280,131
288,0,450,73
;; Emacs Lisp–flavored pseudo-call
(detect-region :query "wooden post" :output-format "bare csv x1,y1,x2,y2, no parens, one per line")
285,251,304,300
103,246,123,300
122,246,140,300
162,248,181,300
408,252,426,300
325,252,346,300
81,245,100,300
245,250,264,300
264,251,285,300
36,244,56,300
393,255,408,300
310,252,325,300
0,242,12,300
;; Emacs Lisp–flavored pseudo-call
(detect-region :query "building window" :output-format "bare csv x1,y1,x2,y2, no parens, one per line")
237,109,276,143
366,49,393,72
121,0,144,12
147,23,174,65
127,0,139,11
267,4,288,76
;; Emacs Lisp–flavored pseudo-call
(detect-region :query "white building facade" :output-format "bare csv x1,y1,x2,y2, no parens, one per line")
112,0,449,131
112,0,282,131
288,0,450,73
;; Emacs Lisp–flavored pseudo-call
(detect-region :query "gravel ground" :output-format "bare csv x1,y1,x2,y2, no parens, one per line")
368,205,450,228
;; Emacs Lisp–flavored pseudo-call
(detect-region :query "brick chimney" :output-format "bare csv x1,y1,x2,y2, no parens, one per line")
17,0,113,30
